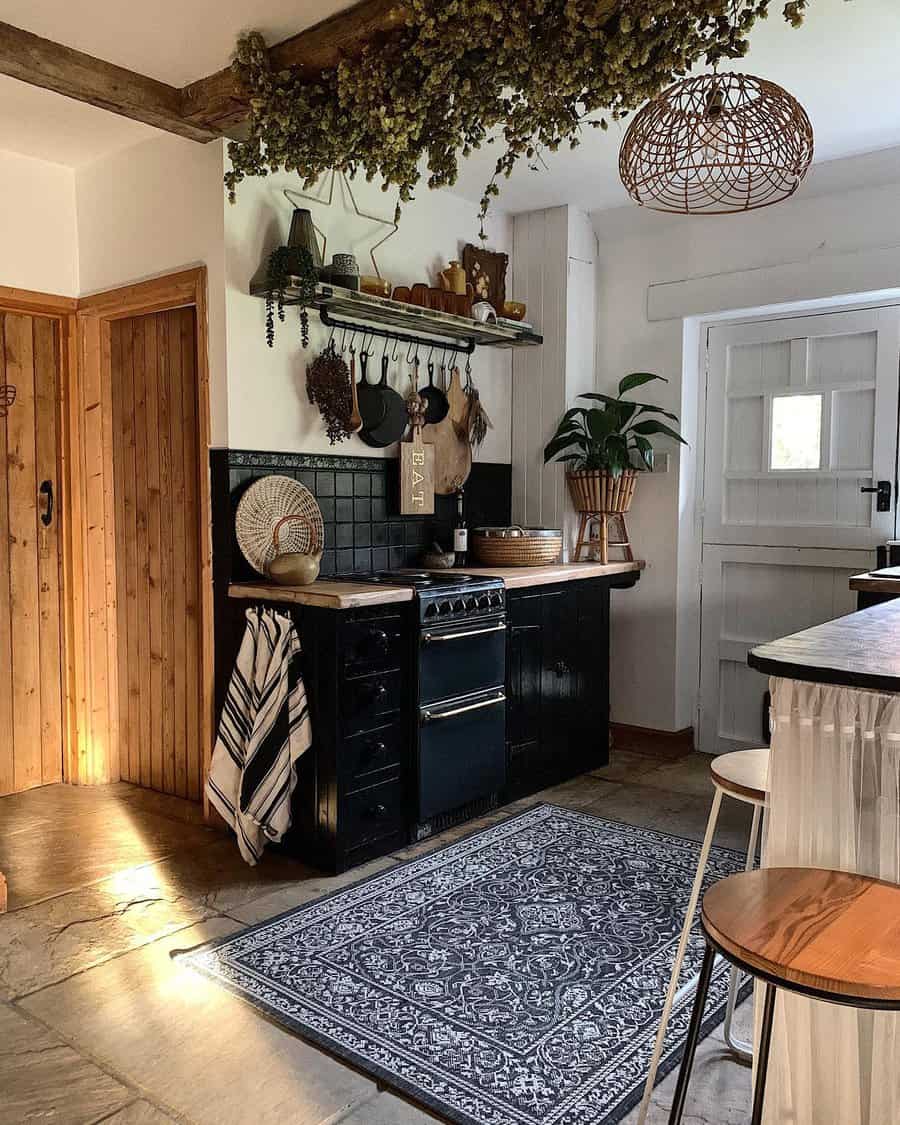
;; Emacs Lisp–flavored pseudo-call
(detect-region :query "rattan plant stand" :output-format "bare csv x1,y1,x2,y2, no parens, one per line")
573,511,634,565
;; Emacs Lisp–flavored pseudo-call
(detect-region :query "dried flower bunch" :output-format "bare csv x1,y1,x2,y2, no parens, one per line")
225,1,818,232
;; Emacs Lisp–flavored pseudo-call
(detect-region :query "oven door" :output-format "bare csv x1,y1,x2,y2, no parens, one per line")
419,617,506,704
418,689,506,820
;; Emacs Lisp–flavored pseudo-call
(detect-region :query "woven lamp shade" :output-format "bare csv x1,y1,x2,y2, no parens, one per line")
619,72,814,215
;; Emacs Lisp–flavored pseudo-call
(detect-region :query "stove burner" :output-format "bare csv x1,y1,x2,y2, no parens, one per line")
368,570,477,588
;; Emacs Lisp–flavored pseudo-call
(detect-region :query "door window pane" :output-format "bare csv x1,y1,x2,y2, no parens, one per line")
770,394,822,470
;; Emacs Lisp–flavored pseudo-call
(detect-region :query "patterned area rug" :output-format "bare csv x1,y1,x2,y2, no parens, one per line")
187,805,747,1125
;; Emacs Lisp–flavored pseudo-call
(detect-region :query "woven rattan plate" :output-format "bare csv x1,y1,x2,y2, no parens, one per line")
235,475,325,577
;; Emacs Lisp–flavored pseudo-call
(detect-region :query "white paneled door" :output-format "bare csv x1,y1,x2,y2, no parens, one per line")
699,307,900,753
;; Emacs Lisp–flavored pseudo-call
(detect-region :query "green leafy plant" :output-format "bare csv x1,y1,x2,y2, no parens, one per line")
544,373,686,476
265,245,318,349
224,2,822,235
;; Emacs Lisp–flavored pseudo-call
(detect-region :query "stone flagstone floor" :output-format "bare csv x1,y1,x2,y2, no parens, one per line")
0,750,755,1125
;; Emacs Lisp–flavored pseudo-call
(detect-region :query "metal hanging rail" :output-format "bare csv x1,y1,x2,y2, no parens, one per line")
318,306,476,356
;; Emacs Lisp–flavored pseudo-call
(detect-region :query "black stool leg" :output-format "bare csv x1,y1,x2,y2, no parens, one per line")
667,942,716,1124
750,983,777,1125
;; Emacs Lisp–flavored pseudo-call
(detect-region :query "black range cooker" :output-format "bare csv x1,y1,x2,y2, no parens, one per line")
348,569,507,840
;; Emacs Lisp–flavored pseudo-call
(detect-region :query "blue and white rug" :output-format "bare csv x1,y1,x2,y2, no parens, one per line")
187,804,747,1125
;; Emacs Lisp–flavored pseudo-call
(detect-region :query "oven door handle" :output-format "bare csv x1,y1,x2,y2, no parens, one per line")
422,693,506,724
421,622,506,645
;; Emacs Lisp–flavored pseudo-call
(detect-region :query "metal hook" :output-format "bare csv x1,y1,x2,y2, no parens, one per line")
406,340,416,364
391,336,402,361
327,325,335,351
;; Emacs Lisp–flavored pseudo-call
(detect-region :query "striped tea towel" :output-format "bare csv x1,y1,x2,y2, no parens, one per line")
206,607,311,865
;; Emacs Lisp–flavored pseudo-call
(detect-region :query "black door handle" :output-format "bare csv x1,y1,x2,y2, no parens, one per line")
39,480,53,527
860,480,892,512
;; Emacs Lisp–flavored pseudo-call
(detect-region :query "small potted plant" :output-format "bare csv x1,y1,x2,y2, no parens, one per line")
544,372,686,515
264,245,318,349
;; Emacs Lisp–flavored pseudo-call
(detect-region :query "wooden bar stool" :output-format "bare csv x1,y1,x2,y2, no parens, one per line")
637,748,770,1124
668,867,900,1125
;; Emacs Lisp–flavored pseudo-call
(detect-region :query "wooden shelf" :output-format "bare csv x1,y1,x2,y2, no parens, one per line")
248,281,543,350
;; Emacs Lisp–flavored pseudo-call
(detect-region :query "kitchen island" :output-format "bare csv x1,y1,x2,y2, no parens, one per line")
748,601,900,1125
224,561,643,871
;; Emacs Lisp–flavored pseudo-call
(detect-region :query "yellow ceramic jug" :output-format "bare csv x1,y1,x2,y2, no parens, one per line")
438,260,467,295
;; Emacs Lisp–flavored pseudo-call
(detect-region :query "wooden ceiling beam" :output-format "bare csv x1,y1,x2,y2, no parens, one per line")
181,0,407,138
1,2,407,144
0,21,219,143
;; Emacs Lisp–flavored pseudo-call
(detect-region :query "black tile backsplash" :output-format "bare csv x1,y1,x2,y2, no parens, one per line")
211,449,512,586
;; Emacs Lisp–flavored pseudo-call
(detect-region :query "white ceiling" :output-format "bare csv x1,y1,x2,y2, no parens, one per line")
1,0,899,211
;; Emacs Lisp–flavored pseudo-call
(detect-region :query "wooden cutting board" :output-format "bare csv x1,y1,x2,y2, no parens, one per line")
422,367,472,494
400,421,435,514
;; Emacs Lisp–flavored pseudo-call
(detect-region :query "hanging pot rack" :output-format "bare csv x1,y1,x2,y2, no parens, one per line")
248,280,542,353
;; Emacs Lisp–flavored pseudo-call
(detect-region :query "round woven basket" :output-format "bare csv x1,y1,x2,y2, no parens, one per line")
472,530,562,567
566,469,637,514
235,475,325,577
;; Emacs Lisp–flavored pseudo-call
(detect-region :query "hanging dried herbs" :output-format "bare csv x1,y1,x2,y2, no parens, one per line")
306,343,354,444
225,1,823,235
265,245,318,348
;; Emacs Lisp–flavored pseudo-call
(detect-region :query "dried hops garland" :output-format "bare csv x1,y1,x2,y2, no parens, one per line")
225,1,819,231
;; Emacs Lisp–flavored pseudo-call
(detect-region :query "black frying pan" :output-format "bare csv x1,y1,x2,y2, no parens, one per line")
420,360,449,424
355,350,386,432
359,353,408,447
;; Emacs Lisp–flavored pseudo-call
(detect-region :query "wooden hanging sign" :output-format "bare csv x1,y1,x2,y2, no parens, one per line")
400,390,434,515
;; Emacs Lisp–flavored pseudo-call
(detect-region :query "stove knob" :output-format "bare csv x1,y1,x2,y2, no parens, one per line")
453,599,466,613
478,594,491,610
424,602,438,618
438,600,452,615
490,592,503,607
465,597,477,611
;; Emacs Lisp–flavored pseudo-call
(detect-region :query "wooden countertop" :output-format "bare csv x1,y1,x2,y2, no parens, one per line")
447,560,644,589
748,599,900,693
849,571,900,594
228,580,415,609
228,561,643,609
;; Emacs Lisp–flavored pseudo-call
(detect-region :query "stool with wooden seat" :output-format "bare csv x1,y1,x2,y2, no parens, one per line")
668,867,900,1125
637,747,770,1124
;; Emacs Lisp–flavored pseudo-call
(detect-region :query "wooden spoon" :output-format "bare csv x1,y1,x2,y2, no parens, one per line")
348,350,363,433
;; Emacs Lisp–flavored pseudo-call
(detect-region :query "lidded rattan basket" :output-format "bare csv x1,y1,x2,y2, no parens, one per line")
471,526,562,567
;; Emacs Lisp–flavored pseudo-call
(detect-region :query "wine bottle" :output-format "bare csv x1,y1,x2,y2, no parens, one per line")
453,488,468,566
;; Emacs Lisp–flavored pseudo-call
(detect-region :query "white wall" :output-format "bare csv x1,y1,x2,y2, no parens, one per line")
510,205,597,551
74,133,228,444
593,170,900,732
0,150,78,297
224,167,512,461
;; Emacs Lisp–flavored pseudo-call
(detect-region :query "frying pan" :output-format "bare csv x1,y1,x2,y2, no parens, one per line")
359,352,408,447
355,350,386,432
419,360,449,424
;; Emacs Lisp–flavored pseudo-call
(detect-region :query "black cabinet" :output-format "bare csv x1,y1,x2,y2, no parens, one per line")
505,577,620,800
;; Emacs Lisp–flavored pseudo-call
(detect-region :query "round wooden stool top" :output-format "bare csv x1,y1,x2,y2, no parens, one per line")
710,748,769,804
702,867,900,1006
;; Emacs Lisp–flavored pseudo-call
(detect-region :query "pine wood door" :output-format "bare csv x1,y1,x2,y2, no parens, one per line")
0,312,64,795
110,307,203,800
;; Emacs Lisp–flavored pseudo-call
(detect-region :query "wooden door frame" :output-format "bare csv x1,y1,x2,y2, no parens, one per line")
72,268,213,791
0,286,77,788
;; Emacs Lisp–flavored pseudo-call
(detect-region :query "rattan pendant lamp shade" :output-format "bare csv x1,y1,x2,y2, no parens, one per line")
619,72,814,214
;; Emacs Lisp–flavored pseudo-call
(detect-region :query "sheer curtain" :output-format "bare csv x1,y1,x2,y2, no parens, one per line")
762,676,900,1125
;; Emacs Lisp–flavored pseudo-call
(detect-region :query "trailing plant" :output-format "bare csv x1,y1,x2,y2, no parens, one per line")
225,1,822,235
265,245,317,348
544,373,686,476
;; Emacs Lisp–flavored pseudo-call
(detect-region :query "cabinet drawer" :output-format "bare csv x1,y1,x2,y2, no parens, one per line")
342,777,405,850
341,669,402,733
342,722,404,786
342,615,403,676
